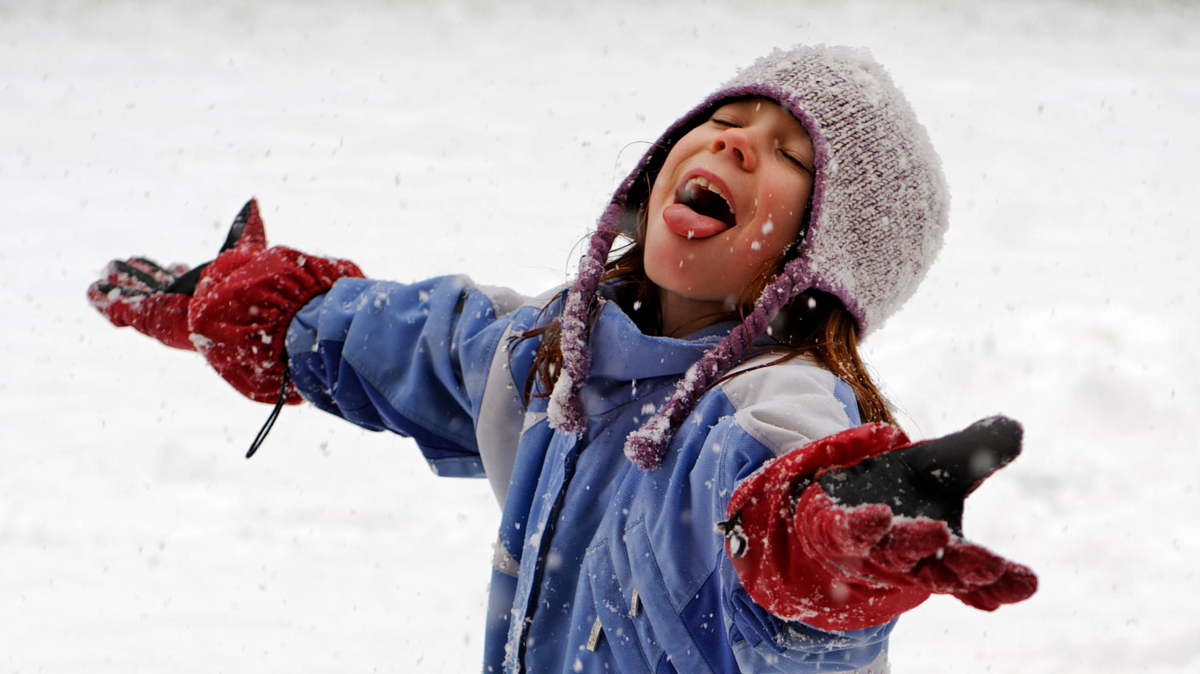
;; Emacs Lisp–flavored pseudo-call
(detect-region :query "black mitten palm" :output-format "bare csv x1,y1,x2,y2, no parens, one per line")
805,416,1036,610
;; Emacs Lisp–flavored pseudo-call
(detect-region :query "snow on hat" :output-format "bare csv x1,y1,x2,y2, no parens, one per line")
549,45,950,469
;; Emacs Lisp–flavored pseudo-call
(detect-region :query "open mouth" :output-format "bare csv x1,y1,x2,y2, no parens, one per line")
675,175,737,229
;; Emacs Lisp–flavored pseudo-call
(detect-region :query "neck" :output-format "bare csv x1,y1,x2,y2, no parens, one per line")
656,287,733,338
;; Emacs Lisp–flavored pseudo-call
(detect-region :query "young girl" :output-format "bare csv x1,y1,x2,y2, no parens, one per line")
89,45,1036,673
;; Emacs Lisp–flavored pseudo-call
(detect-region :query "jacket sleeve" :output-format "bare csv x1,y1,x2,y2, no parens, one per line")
284,274,535,478
709,358,896,672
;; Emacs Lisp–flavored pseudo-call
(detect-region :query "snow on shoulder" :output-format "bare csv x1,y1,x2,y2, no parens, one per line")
717,353,857,458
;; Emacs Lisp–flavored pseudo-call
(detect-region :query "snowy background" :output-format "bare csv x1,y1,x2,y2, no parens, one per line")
2,0,1197,671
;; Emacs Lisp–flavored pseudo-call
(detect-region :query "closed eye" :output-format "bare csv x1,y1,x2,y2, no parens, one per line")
782,149,813,174
710,116,741,128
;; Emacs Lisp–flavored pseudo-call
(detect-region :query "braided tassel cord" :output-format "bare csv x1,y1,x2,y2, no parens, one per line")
623,261,815,469
546,212,621,434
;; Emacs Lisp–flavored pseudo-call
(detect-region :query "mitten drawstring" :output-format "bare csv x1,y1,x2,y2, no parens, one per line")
246,363,290,459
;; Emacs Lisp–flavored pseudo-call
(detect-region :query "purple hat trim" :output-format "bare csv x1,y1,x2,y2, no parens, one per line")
545,207,621,435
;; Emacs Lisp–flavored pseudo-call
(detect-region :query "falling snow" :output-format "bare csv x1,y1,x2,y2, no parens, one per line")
4,1,1198,673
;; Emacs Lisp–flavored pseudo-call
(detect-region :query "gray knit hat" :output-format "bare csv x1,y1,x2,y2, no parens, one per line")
549,45,950,469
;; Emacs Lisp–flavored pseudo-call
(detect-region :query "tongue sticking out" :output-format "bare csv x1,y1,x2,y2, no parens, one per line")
665,177,737,240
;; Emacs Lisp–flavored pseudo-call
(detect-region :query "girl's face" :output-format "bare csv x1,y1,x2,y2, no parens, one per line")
644,98,814,313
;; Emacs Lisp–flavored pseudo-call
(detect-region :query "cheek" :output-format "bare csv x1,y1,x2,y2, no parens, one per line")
735,214,796,263
648,140,694,209
646,174,672,215
759,183,810,241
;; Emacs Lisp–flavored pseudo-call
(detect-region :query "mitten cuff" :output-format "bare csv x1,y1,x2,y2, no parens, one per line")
723,424,928,631
188,246,363,403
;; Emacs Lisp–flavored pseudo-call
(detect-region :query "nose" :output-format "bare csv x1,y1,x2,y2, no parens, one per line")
712,127,757,171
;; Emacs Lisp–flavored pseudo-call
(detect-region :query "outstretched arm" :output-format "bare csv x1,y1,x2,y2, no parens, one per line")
88,199,536,473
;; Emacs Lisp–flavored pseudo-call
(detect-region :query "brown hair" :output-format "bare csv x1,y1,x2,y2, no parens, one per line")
512,233,897,427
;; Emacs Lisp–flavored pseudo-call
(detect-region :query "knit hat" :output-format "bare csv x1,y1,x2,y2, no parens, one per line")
549,45,950,469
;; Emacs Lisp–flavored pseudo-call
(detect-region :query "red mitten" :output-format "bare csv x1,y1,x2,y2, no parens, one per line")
186,202,363,404
721,417,1037,631
88,199,364,404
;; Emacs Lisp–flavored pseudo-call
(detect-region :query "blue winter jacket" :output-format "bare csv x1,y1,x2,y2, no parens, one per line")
285,275,896,674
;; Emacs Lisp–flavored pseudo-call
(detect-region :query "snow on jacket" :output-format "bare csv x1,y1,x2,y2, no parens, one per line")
285,274,896,674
